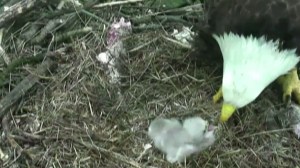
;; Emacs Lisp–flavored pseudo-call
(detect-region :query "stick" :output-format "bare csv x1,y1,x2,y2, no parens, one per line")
93,0,143,8
0,0,38,28
71,138,142,168
0,58,57,118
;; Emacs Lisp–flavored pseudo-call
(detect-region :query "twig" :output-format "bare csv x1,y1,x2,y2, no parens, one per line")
185,74,205,83
56,0,82,10
126,14,191,27
0,29,10,65
30,19,65,44
0,0,38,28
129,37,160,53
149,3,203,15
81,9,110,26
71,138,142,168
240,128,293,139
93,0,143,8
0,47,67,86
133,24,163,31
162,35,191,49
0,53,46,87
0,58,57,118
1,111,11,137
54,27,93,43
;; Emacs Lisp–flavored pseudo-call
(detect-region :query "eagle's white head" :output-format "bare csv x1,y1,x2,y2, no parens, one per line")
213,32,300,122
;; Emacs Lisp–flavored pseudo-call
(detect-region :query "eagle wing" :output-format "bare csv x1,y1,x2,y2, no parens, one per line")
191,0,300,67
207,0,300,52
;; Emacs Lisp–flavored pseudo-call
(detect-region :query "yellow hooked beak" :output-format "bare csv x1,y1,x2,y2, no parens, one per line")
220,103,236,122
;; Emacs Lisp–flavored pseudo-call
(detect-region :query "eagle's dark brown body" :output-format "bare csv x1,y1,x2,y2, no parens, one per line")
192,0,300,65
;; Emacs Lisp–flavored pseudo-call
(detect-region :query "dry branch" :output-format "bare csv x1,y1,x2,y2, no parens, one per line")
0,0,39,28
71,138,142,168
93,0,143,8
0,58,57,118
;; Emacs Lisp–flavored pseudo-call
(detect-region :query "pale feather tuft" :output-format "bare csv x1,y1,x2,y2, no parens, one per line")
213,32,300,108
148,117,216,163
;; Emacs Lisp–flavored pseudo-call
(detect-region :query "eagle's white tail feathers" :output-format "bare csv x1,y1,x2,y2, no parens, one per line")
213,32,300,108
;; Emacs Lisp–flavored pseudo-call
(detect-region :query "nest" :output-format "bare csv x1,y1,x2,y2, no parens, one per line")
0,0,299,167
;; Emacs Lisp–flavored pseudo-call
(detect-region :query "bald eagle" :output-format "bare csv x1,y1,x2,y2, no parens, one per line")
191,0,300,122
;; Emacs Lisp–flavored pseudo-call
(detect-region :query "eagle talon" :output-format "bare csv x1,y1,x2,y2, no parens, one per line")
213,87,222,103
277,68,300,105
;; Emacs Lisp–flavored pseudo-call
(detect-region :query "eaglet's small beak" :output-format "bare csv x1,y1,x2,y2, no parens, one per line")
220,103,236,122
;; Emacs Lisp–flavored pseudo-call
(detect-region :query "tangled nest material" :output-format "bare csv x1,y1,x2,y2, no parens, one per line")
0,0,299,167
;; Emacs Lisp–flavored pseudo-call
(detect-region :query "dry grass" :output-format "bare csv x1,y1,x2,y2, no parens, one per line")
0,1,300,168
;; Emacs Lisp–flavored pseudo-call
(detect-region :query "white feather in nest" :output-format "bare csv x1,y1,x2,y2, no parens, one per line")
148,117,216,163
